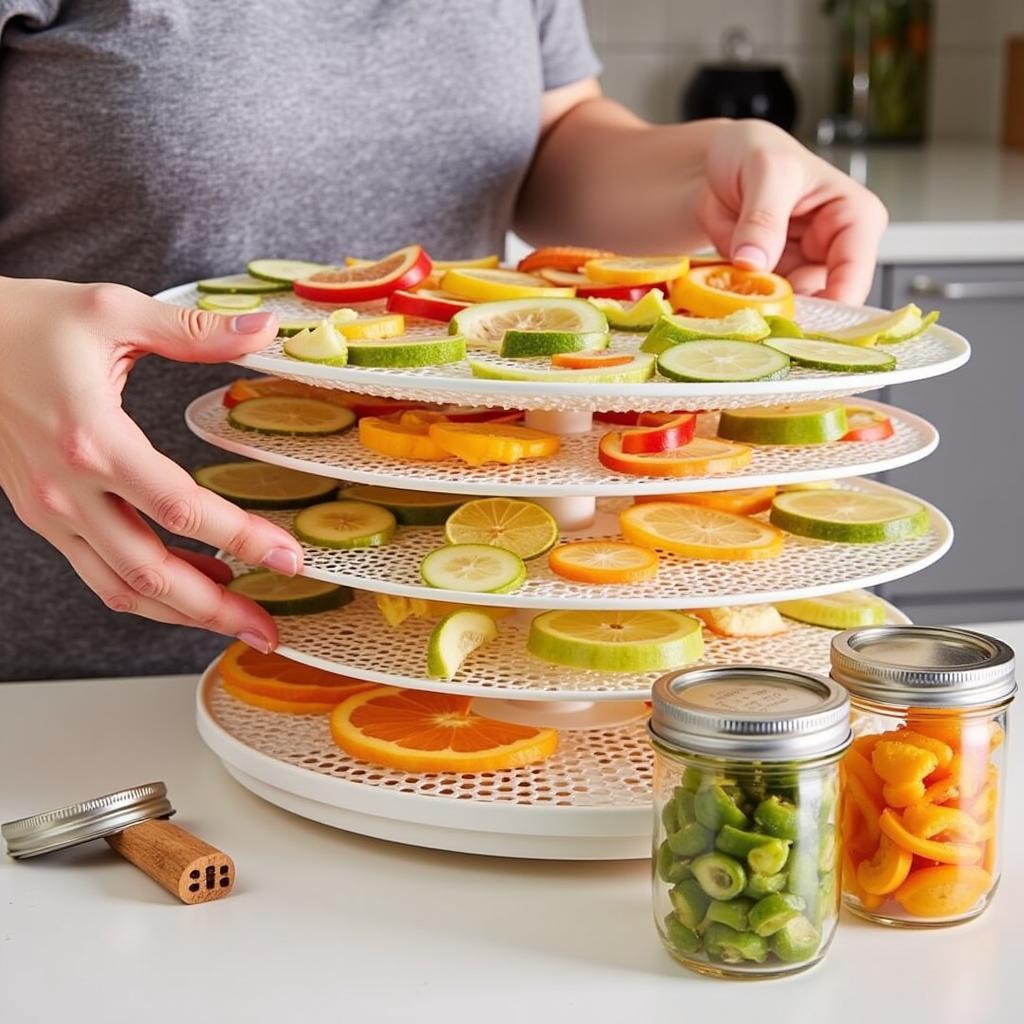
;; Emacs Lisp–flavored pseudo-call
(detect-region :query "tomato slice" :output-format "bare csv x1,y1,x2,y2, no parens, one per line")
551,351,635,370
294,246,432,303
517,246,614,273
386,287,471,322
841,406,896,442
620,413,697,455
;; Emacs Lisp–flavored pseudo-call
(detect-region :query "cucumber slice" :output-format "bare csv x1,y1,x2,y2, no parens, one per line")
283,320,348,365
227,397,356,436
426,609,499,678
247,258,330,284
765,337,896,373
587,289,672,331
419,544,526,594
345,335,466,367
293,500,397,548
641,309,771,354
468,354,655,384
499,329,609,358
337,485,465,525
765,315,804,338
717,401,849,445
883,309,939,343
770,490,930,543
657,340,790,383
197,293,262,312
775,590,889,628
196,273,289,295
451,297,608,351
276,318,322,337
807,303,933,347
226,570,353,615
193,462,338,509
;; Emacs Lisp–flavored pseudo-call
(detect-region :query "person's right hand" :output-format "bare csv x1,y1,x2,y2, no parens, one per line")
0,277,305,653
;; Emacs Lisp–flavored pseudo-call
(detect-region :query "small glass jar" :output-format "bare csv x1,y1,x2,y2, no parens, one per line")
831,626,1016,928
649,666,851,979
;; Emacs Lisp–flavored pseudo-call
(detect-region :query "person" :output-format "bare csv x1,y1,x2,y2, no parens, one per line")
0,0,887,681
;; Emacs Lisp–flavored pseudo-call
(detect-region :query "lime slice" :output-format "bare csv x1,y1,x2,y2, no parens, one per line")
197,293,262,312
527,609,704,672
641,309,771,354
345,335,465,367
717,401,848,445
196,273,289,295
587,290,672,331
469,354,655,384
426,609,499,678
765,315,804,338
193,462,338,509
246,258,331,284
283,320,348,365
293,500,397,548
657,340,790,383
883,309,939,343
807,304,934,347
276,318,322,337
444,498,559,560
776,590,889,628
500,328,609,358
226,571,353,615
765,337,896,373
337,485,465,525
227,397,356,436
770,490,930,543
777,480,837,492
420,544,526,593
451,297,609,351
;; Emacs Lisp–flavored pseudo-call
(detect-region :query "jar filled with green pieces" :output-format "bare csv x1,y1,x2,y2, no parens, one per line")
650,666,851,978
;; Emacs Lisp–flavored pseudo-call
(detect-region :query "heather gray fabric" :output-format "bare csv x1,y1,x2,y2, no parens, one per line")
0,0,599,680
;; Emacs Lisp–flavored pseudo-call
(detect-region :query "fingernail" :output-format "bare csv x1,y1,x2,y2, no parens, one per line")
231,312,276,334
732,245,768,270
262,547,299,576
237,629,272,654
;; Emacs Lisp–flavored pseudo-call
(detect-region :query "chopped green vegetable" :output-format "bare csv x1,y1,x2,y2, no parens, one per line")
692,852,746,901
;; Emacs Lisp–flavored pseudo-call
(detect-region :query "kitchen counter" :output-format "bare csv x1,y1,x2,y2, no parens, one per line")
1,620,1020,1024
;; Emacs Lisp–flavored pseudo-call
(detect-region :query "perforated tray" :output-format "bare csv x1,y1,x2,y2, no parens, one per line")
187,389,938,498
158,283,970,412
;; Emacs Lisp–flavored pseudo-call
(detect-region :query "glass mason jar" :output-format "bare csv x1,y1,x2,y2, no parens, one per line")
831,626,1016,928
649,666,851,979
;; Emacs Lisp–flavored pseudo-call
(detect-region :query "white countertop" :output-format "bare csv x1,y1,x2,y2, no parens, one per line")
1,620,1020,1024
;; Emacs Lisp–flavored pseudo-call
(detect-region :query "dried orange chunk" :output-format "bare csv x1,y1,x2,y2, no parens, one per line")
894,865,992,918
871,740,938,785
857,834,913,895
879,809,982,865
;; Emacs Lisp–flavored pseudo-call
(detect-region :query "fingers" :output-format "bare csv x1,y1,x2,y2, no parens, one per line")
728,151,805,272
170,547,234,585
815,194,888,304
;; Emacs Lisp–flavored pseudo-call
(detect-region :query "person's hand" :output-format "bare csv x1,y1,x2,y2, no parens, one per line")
0,277,304,653
697,120,889,304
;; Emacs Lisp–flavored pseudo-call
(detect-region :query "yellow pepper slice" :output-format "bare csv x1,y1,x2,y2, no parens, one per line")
894,865,991,918
871,740,938,786
878,809,982,865
669,265,795,318
877,729,954,770
843,748,884,802
428,421,560,467
902,803,988,843
857,834,914,895
441,268,573,302
882,779,927,808
583,255,690,286
358,415,453,461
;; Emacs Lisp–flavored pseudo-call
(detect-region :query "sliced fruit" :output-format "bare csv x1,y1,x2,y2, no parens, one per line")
451,297,609,352
842,406,896,442
226,570,353,616
223,377,343,407
777,479,837,492
641,309,772,353
196,273,288,295
857,834,914,895
620,502,784,561
893,865,991,918
428,405,522,423
276,318,325,337
227,396,356,436
551,351,635,369
583,255,690,285
717,401,848,446
348,254,499,271
193,461,337,509
197,292,262,312
527,609,704,672
517,246,614,273
293,246,431,303
444,498,559,560
770,490,930,543
359,414,453,461
442,267,573,302
690,605,786,638
428,421,560,467
328,312,406,340
639,486,777,516
776,590,888,628
283,320,348,365
469,354,656,384
598,434,752,478
344,334,465,368
222,677,348,715
765,337,896,373
386,288,471,321
586,289,673,330
593,409,691,426
620,413,697,454
293,500,397,548
808,303,938,347
765,315,804,338
329,687,558,772
548,541,659,584
420,544,527,593
337,485,464,525
374,593,512,628
500,328,609,358
246,258,330,283
657,340,790,383
669,266,795,318
426,609,499,679
879,809,982,866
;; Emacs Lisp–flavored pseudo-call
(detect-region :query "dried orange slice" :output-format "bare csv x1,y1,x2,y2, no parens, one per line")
670,265,795,318
329,687,559,772
548,541,660,584
517,246,614,273
636,486,777,516
584,255,690,286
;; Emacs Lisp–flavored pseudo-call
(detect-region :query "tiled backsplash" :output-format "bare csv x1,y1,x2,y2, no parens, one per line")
582,0,1024,141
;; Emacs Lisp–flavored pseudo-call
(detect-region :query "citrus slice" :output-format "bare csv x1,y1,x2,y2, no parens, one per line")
223,376,347,407
551,351,635,369
765,315,804,338
346,254,499,271
426,609,499,678
842,406,895,442
717,401,849,445
374,593,513,628
451,297,608,351
283,320,348,365
517,246,614,273
226,570,353,615
345,335,465,367
669,265,795,318
583,255,690,285
500,328,609,358
246,258,331,284
444,498,559,560
359,415,453,461
275,318,324,337
327,312,405,340
420,544,526,593
227,397,356,436
775,590,888,628
442,268,574,302
638,486,778,516
620,503,784,560
337,485,465,525
587,289,673,330
197,292,263,312
428,421,560,467
468,354,656,384
690,605,786,638
640,309,771,353
765,337,896,372
193,462,338,509
770,490,930,543
548,541,660,584
329,687,558,772
293,246,431,303
293,500,397,548
598,434,752,477
196,273,289,295
527,609,704,672
657,340,790,383
808,303,938,347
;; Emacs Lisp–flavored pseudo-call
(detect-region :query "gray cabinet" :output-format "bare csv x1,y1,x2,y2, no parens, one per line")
875,263,1024,624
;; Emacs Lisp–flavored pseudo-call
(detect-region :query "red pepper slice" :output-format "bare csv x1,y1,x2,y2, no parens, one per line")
550,352,635,370
428,405,523,423
293,246,432,303
594,409,693,426
841,406,896,442
386,287,471,322
620,413,697,455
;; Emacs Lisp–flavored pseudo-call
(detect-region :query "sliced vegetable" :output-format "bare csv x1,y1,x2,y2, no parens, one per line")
598,434,753,478
386,288,471,322
657,339,790,383
704,923,768,964
547,541,660,584
641,309,772,353
878,809,982,865
196,273,289,295
668,823,716,857
857,834,913,894
346,334,465,367
669,878,712,930
841,406,896,442
550,351,635,369
695,786,749,831
765,336,897,373
500,328,608,358
293,246,431,303
428,421,560,467
893,865,990,918
358,414,453,461
808,303,938,347
768,916,821,962
775,590,888,628
442,267,573,302
691,852,747,900
669,266,795,318
227,396,356,436
469,354,656,384
293,500,397,549
193,462,337,509
336,485,465,526
420,544,527,594
197,292,262,312
704,897,754,932
620,412,697,454
226,571,353,616
748,893,805,937
246,258,330,283
717,401,848,446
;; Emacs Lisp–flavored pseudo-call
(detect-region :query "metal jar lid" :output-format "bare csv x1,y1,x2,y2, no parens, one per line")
650,665,851,761
831,626,1017,709
2,782,174,859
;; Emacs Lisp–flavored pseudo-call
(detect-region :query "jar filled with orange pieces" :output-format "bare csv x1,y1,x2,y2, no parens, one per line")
831,626,1015,927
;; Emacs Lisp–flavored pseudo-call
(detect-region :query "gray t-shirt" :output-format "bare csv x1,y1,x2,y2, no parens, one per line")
0,0,599,680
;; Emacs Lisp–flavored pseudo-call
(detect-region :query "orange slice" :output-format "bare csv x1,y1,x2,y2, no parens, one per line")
224,377,347,408
359,414,453,461
636,486,777,516
517,246,614,273
670,265,795,318
619,502,784,561
329,687,559,772
548,541,660,584
597,434,752,478
583,255,690,286
427,421,560,466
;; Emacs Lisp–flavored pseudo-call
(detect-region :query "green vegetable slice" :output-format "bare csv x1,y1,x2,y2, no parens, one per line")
293,500,397,549
193,462,338,509
196,273,289,295
691,852,746,900
246,258,331,283
226,571,352,616
657,340,790,383
765,337,897,373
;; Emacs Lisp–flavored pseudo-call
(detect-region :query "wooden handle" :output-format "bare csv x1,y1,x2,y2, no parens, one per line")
104,819,235,904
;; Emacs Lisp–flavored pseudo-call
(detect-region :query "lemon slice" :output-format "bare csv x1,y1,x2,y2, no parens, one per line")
583,255,690,285
770,490,930,543
444,498,559,560
442,268,574,302
776,590,889,628
426,609,500,679
193,462,338,509
717,401,849,445
619,503,784,561
227,397,356,436
452,297,609,351
527,609,704,672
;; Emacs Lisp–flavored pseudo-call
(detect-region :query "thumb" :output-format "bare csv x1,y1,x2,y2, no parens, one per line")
728,154,804,273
